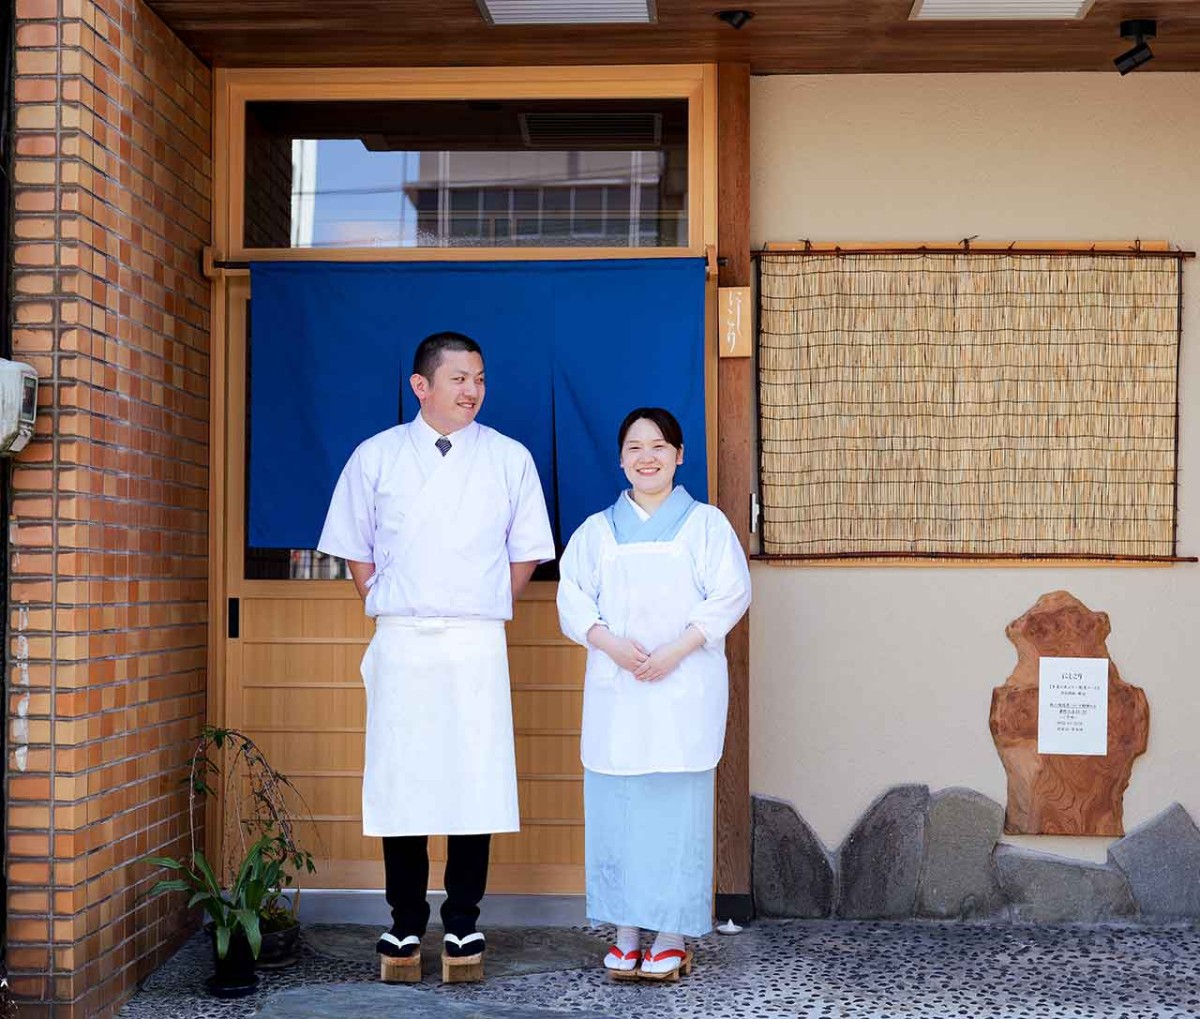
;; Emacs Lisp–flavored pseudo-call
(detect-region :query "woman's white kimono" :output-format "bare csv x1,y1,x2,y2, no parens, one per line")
557,487,751,934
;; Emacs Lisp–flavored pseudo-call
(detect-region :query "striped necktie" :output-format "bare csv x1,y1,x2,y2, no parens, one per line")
435,436,452,456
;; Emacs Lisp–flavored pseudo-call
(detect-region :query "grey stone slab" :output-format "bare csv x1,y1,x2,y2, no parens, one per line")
752,795,835,918
838,785,929,919
305,924,607,979
253,984,619,1019
916,787,1006,920
1108,802,1200,919
994,844,1136,922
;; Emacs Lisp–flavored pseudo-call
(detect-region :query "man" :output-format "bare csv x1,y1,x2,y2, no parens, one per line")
317,331,555,983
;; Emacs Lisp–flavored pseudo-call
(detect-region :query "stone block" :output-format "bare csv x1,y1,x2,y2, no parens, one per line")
751,795,835,918
838,785,928,919
916,787,1006,920
994,844,1135,922
1108,803,1200,919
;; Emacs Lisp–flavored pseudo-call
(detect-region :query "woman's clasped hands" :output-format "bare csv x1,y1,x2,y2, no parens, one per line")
586,624,701,683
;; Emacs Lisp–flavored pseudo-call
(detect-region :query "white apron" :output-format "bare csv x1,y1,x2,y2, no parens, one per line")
360,616,518,836
580,528,730,775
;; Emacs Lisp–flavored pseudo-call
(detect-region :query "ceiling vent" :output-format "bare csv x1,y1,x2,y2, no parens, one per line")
519,112,662,148
478,0,655,24
910,0,1094,19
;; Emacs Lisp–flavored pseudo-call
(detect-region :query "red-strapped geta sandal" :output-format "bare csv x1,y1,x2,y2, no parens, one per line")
637,947,694,982
603,945,642,981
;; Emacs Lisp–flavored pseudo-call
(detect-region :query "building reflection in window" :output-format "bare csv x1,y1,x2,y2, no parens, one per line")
244,99,689,250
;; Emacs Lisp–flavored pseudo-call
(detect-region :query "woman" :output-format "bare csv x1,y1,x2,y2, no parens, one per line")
557,407,752,981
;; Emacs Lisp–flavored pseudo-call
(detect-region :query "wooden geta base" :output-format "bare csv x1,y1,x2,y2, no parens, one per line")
441,952,484,983
379,952,421,984
607,965,641,982
638,950,693,983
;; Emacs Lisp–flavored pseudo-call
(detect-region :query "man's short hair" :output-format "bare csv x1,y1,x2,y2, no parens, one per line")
412,331,483,380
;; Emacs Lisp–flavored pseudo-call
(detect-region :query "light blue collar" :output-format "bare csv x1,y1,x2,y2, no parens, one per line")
605,486,697,544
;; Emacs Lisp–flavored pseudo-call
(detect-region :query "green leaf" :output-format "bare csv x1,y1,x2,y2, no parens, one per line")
192,852,223,896
214,924,231,960
150,879,191,897
231,850,257,899
202,899,231,927
235,909,263,959
145,857,185,871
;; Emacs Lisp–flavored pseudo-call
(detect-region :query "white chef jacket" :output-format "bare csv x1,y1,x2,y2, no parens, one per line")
317,417,555,619
557,501,752,775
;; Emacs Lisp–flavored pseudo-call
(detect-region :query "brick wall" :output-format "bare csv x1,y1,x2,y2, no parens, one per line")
243,103,294,248
8,0,212,1015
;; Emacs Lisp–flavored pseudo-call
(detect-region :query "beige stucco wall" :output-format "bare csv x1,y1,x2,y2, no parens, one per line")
749,73,1200,863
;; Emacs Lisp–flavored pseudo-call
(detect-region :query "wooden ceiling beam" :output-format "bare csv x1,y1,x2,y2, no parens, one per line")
143,0,1200,72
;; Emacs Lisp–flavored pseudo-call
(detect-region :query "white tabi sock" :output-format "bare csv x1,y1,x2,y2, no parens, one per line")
649,931,684,956
615,925,640,954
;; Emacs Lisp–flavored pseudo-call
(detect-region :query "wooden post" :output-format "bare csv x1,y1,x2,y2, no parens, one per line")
714,61,754,922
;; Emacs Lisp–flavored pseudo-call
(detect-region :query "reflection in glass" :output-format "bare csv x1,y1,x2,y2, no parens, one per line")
289,550,349,580
244,548,350,580
244,100,688,250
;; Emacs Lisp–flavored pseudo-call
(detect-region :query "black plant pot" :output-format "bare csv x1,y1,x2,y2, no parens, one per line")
256,919,301,969
206,927,259,999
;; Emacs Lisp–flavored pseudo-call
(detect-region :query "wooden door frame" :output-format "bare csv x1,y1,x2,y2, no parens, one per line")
714,62,753,920
204,62,750,892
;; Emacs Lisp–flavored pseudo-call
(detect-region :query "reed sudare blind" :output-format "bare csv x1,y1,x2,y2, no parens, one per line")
757,250,1185,559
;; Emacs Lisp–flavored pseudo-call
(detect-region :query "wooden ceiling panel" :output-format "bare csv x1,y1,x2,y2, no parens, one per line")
142,0,1200,72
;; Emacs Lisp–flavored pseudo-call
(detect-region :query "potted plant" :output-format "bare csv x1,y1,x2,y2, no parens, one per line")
251,845,306,968
149,833,276,997
257,898,303,969
147,726,317,994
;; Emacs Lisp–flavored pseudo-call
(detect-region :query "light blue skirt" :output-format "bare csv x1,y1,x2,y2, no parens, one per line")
583,768,715,937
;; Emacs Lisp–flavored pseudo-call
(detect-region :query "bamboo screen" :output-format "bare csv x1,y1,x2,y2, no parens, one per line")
758,252,1183,559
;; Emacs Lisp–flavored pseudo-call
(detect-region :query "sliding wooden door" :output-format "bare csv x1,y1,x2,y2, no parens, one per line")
218,277,586,892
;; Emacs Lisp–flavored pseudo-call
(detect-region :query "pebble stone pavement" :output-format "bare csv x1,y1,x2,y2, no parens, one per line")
117,920,1200,1019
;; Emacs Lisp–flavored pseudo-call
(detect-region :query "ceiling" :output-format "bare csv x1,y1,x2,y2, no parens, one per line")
143,0,1200,72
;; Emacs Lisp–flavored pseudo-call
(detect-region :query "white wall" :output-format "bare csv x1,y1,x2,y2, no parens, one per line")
749,73,1200,862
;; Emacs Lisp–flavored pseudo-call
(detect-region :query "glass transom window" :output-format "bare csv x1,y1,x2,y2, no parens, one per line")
243,99,689,250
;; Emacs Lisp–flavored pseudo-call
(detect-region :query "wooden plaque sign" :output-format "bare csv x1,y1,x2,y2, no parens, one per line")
989,591,1149,836
719,286,752,358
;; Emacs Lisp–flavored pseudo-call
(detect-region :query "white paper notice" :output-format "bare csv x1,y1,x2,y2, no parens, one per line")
1037,657,1109,756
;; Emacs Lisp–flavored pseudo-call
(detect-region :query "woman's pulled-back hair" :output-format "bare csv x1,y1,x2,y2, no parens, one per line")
617,407,684,452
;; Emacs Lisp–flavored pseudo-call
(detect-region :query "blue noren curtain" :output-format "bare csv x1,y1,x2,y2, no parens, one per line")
247,259,707,551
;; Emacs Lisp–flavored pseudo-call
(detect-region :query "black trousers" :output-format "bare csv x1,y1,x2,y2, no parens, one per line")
382,834,491,939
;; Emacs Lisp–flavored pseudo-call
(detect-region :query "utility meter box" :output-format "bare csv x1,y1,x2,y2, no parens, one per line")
0,359,39,455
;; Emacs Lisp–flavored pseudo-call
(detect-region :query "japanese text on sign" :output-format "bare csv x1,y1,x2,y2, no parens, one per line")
1037,656,1108,756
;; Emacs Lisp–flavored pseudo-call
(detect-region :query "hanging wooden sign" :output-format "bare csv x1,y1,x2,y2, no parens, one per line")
719,286,752,358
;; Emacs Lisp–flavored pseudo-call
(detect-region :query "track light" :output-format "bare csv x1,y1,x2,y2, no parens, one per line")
715,9,754,29
1114,19,1156,76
